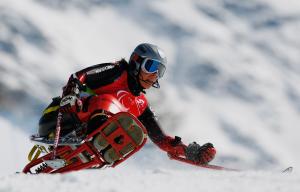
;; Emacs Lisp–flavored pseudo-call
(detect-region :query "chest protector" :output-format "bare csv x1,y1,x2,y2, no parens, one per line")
77,72,148,122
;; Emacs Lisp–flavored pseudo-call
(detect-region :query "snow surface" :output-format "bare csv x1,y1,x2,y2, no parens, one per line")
1,0,300,191
1,167,300,192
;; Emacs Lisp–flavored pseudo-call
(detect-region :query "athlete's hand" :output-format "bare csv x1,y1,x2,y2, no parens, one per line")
60,94,82,113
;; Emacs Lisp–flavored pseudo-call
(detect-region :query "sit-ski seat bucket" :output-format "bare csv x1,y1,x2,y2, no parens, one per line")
23,112,147,174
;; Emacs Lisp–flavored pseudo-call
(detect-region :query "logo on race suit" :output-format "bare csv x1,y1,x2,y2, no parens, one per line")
116,90,131,111
116,90,146,114
86,65,114,75
135,98,145,109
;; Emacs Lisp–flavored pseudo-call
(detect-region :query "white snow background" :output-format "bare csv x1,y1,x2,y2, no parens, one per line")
0,0,300,191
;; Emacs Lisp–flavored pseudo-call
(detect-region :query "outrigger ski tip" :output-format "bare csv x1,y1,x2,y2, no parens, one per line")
193,164,294,173
169,154,294,173
168,153,239,171
282,167,293,173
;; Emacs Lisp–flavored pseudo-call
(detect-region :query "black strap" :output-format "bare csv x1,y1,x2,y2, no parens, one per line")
82,96,93,112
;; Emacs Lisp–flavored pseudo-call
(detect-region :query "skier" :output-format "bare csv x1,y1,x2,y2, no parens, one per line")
39,43,216,165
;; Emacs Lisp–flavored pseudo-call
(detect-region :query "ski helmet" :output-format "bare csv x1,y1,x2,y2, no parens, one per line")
129,43,167,88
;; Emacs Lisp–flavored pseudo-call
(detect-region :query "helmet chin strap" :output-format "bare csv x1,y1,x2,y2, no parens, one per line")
139,78,154,85
136,65,160,89
152,80,160,88
139,78,160,89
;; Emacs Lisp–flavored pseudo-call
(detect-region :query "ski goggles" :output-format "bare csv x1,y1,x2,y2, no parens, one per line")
140,58,166,78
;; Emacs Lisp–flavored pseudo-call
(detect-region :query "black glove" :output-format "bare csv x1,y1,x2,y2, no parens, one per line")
62,75,86,97
185,142,216,164
60,94,82,113
170,136,182,146
62,81,80,97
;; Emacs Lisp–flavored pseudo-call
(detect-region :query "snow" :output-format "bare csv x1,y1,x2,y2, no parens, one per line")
1,0,300,191
1,167,300,192
0,116,32,176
